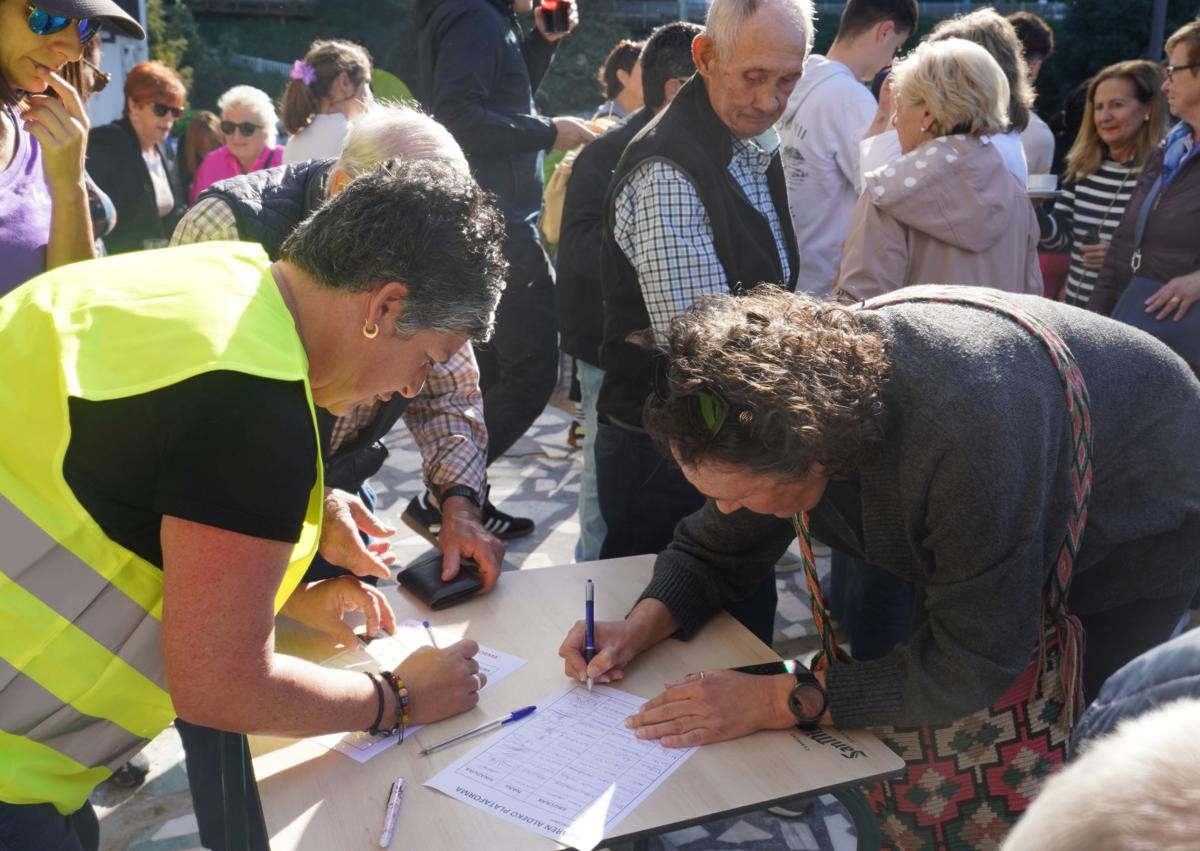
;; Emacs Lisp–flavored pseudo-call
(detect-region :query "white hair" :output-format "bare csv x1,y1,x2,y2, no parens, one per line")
1001,697,1200,851
891,38,1011,137
217,84,279,147
705,0,815,60
333,101,468,178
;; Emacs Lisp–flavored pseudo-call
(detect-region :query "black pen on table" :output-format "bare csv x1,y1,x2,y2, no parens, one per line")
585,578,595,692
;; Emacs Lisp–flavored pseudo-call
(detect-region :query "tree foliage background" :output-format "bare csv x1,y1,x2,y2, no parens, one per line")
148,0,1200,125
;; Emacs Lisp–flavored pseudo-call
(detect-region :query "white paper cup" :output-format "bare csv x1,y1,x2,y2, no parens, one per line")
1027,174,1058,192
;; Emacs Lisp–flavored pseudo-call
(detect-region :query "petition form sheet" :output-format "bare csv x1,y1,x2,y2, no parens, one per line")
426,683,696,851
316,619,526,763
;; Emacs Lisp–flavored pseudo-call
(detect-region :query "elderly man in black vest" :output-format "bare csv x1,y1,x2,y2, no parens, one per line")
556,21,702,564
594,0,809,644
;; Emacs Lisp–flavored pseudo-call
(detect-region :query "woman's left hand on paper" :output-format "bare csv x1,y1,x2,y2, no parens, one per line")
623,669,796,748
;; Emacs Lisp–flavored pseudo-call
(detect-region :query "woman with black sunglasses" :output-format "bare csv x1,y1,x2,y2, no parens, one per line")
189,84,285,204
86,60,187,254
0,0,141,296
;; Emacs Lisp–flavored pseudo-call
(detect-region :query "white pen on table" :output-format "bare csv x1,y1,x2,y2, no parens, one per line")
422,619,439,649
419,706,536,756
378,777,405,848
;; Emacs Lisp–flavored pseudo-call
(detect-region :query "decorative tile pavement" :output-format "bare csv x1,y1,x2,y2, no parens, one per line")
96,397,849,851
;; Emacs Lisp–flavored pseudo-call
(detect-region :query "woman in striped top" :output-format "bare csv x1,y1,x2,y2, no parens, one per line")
1039,60,1168,306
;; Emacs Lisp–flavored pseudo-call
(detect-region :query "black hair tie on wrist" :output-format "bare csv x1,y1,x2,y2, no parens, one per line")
365,671,386,736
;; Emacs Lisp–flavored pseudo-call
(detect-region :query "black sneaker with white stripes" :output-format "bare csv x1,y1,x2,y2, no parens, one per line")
480,499,534,540
402,491,535,544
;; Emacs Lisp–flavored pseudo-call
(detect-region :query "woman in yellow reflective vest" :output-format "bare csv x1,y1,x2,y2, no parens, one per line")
0,159,507,850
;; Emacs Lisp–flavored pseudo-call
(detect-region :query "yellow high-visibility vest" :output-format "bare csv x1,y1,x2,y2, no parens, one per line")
0,242,322,813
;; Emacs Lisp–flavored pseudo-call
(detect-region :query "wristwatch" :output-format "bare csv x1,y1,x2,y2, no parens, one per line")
784,659,827,730
437,484,482,510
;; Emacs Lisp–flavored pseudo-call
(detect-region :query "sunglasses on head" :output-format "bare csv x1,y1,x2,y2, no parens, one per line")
26,4,102,44
220,120,262,137
651,352,753,436
151,103,184,119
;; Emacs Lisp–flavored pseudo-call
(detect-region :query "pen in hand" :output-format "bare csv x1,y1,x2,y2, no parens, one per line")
423,619,439,649
585,578,595,692
378,777,404,848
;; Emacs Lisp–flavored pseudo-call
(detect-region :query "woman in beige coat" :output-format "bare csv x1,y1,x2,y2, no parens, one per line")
838,38,1043,300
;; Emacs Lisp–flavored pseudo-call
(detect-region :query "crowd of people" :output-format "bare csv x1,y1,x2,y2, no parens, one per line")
2,0,1199,848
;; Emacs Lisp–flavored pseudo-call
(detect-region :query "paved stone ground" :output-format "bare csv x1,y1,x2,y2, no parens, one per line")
95,385,853,851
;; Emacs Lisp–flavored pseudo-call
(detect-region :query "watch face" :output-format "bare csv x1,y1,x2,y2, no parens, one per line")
789,683,826,726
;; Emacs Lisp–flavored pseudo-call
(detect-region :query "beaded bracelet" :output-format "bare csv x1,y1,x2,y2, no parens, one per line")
364,672,386,736
380,671,410,742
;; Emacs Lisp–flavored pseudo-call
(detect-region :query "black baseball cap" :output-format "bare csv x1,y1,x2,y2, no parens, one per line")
34,0,146,40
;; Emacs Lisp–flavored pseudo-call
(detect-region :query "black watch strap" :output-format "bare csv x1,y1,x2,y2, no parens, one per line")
437,484,482,509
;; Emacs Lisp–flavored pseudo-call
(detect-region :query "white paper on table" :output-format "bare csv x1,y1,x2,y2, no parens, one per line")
315,619,526,764
425,683,697,851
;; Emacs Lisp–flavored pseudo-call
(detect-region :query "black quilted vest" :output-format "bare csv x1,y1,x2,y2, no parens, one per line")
597,76,799,428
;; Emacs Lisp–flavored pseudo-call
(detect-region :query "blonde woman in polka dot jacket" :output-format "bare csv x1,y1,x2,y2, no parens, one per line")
837,38,1043,300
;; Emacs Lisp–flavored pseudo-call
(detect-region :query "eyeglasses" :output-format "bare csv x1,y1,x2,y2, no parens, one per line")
152,103,184,119
26,4,101,44
220,120,262,137
652,352,753,436
81,57,110,93
1163,62,1200,82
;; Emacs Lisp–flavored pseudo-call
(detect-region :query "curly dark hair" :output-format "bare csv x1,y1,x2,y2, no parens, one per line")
643,286,891,479
280,158,507,342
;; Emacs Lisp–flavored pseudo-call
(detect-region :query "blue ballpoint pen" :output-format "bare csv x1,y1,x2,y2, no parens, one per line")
585,579,596,692
419,706,537,756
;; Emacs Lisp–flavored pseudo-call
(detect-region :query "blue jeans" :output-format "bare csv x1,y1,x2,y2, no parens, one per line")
0,801,98,851
574,360,607,562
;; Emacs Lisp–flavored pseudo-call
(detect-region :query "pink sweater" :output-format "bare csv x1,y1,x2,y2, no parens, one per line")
189,144,285,205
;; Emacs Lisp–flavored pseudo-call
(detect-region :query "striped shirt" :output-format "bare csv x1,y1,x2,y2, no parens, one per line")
613,131,792,338
170,197,488,495
1040,159,1140,308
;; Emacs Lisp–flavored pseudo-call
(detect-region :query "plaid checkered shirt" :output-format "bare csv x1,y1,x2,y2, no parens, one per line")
171,197,488,496
613,129,792,339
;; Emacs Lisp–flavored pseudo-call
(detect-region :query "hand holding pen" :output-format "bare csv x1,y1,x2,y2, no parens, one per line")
558,584,661,685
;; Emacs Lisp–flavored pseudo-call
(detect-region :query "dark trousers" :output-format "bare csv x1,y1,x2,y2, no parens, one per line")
594,420,778,646
175,719,269,851
0,801,97,851
176,483,379,850
1078,590,1196,703
830,551,913,661
476,239,559,464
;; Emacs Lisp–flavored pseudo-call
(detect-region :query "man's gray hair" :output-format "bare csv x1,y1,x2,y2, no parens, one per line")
334,101,469,178
280,160,507,342
705,0,815,59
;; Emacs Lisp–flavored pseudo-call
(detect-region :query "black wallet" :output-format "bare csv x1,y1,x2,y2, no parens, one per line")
397,550,484,610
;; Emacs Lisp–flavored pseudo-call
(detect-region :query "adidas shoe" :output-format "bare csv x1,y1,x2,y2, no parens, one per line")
402,491,535,542
401,491,443,548
481,500,535,540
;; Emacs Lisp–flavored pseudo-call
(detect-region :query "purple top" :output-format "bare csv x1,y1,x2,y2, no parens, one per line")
0,107,53,297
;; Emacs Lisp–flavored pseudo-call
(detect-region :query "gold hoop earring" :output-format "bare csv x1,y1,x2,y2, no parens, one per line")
362,320,379,339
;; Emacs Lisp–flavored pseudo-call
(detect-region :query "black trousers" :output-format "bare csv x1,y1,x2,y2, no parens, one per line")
1078,589,1196,703
476,239,559,464
175,719,269,851
0,801,97,851
594,419,778,646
